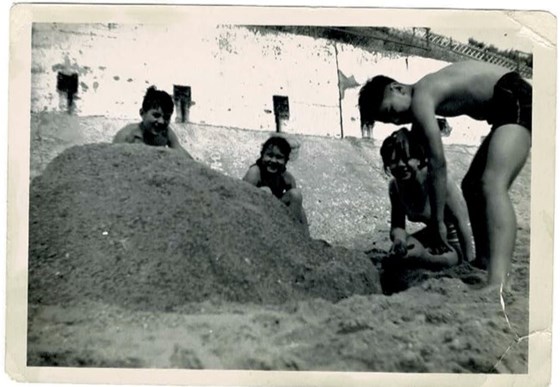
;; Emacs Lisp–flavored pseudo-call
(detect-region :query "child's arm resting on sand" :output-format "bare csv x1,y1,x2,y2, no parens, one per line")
113,126,132,144
243,166,273,194
284,171,297,190
242,165,261,186
411,91,450,254
389,180,408,257
167,128,194,160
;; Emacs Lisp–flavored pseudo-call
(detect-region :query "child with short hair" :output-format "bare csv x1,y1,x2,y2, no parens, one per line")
113,86,193,159
381,127,474,268
359,61,531,286
243,136,308,232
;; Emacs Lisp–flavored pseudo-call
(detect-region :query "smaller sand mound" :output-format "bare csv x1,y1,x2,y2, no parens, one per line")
29,144,380,311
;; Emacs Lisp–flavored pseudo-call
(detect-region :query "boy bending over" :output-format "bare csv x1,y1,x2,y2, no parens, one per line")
359,61,531,286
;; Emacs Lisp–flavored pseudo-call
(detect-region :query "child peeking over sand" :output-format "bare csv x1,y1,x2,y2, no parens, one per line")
113,86,193,160
359,61,531,286
243,136,309,232
381,127,474,269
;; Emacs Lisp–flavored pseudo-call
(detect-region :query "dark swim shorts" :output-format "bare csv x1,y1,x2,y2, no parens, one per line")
488,72,532,132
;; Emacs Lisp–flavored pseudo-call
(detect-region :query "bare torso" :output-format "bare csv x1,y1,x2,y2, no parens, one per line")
416,61,510,121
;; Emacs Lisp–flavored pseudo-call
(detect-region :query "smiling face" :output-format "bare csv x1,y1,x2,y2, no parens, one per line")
380,128,427,182
376,84,413,125
140,106,170,134
261,145,287,175
387,155,422,181
140,106,171,146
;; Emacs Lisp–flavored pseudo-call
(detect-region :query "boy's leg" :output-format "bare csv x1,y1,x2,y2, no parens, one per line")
405,234,459,269
462,133,495,269
478,124,530,285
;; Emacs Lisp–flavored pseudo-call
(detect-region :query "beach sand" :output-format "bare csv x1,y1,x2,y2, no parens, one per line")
26,114,530,372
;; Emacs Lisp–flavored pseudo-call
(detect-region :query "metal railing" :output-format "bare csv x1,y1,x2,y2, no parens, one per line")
330,27,532,79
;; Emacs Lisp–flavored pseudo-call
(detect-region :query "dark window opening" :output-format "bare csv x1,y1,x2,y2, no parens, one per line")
173,85,192,123
273,95,289,132
437,117,452,137
57,72,78,114
361,123,374,139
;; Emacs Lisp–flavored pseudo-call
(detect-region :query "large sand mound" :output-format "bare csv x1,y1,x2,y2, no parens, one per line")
29,144,380,311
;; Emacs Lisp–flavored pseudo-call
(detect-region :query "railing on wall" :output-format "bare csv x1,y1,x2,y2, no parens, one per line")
329,27,533,79
420,30,532,79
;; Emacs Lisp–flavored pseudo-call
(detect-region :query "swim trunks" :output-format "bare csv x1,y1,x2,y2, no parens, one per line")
488,72,532,132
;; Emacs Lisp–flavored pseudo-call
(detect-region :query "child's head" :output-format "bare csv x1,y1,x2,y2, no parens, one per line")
139,86,174,145
141,86,174,115
359,75,412,126
258,136,292,174
380,127,426,180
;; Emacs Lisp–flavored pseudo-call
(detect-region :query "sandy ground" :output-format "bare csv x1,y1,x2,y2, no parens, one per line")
26,113,531,373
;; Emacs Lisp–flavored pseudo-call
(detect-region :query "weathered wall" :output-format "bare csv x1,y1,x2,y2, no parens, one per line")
31,23,490,144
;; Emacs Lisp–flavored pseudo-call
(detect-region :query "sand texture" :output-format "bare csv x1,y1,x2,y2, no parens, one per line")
27,114,531,372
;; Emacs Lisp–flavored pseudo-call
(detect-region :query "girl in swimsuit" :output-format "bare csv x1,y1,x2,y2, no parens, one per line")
381,128,474,269
243,136,308,232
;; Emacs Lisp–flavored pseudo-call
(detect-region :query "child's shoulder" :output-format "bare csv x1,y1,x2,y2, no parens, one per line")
243,164,262,185
247,164,261,173
114,123,142,143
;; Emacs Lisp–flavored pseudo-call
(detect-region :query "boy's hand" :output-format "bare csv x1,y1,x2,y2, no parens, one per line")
427,222,452,255
389,239,408,258
260,186,273,195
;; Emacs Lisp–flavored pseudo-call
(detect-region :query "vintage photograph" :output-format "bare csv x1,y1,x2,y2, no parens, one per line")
6,4,555,386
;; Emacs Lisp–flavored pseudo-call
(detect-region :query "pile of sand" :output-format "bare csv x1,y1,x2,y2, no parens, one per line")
28,144,380,311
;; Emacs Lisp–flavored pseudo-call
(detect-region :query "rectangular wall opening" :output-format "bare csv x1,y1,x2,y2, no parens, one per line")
273,95,289,133
56,72,79,114
173,85,192,123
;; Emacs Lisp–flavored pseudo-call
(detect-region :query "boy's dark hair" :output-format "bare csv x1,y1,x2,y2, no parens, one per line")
358,75,396,126
142,86,174,115
380,127,426,175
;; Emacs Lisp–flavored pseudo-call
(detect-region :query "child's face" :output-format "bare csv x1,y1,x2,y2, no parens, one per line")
261,145,287,174
388,156,422,181
140,106,171,135
377,86,412,125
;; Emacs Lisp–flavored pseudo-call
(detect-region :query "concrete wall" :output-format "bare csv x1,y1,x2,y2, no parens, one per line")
31,23,490,145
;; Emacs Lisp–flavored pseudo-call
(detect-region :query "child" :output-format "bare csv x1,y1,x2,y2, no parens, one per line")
359,61,531,286
243,136,309,231
113,86,193,159
381,127,474,268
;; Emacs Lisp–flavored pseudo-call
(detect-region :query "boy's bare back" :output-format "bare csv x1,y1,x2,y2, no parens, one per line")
415,61,511,122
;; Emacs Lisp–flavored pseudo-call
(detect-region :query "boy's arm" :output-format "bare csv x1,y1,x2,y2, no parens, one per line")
242,165,261,186
411,93,450,254
167,128,194,160
389,181,408,257
445,181,475,262
284,171,297,190
113,127,130,143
